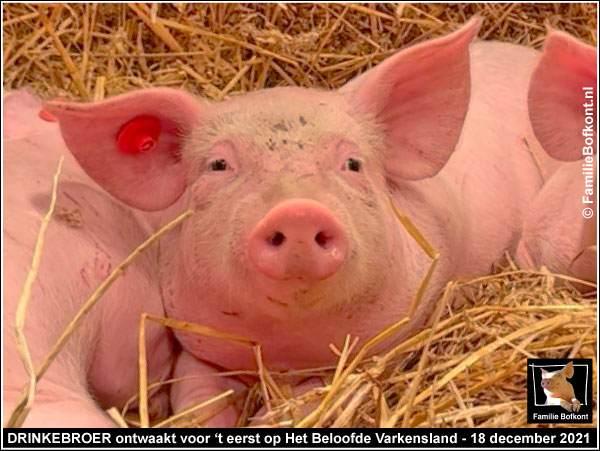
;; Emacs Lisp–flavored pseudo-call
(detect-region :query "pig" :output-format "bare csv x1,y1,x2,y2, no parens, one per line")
516,29,597,289
3,90,175,427
5,17,563,427
540,362,581,412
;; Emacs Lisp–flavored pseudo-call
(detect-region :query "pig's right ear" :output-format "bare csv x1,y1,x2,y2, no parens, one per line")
528,29,597,161
44,88,203,211
340,17,482,181
541,369,549,377
563,361,575,379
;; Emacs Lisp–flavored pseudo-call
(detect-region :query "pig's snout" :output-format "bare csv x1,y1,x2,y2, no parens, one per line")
249,199,347,282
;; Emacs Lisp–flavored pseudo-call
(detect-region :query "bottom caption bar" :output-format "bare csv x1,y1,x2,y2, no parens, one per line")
3,429,597,449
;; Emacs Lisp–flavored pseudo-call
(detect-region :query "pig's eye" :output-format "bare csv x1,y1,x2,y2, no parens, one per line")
210,159,228,171
344,158,361,172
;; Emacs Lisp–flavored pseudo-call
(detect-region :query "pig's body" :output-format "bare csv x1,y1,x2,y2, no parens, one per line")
517,161,597,285
3,91,174,426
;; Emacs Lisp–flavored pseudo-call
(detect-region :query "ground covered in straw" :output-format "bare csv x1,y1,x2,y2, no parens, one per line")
3,3,597,428
3,3,597,100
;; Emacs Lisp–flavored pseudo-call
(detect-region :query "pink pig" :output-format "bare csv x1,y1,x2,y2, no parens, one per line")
516,30,597,288
3,90,174,427
4,18,564,426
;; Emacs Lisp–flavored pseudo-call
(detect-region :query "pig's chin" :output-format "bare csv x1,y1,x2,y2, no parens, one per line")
241,252,379,315
246,269,343,311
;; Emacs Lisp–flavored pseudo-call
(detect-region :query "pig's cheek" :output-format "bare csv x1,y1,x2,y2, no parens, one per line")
188,178,221,211
338,181,386,242
180,222,215,274
339,170,370,194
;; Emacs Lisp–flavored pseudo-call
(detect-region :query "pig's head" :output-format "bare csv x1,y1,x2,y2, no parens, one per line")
528,28,597,161
541,362,575,397
45,18,480,318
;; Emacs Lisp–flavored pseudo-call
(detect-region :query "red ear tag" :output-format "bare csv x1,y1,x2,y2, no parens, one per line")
39,96,68,122
38,108,58,122
117,116,161,155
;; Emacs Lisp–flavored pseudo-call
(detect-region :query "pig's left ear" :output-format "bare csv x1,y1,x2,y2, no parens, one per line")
340,17,482,180
528,29,597,161
44,88,203,211
563,361,575,379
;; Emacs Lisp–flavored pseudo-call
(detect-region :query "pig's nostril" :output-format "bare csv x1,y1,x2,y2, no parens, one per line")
269,231,286,247
314,231,331,249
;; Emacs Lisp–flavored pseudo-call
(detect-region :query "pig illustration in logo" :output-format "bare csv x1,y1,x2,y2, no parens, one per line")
541,362,581,412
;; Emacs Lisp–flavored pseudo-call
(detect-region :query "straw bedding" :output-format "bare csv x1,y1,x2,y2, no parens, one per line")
3,3,597,428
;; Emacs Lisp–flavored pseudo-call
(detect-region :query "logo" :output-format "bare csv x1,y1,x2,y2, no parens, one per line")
528,358,593,423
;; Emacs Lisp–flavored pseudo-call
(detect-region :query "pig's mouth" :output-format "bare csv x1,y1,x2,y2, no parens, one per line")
264,288,327,310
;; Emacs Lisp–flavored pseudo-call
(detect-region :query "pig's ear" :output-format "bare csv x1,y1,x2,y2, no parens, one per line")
44,88,203,211
541,368,549,377
340,17,481,180
528,29,597,161
563,361,575,379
